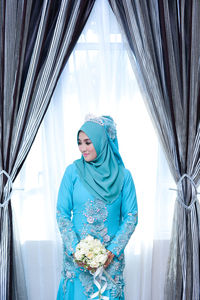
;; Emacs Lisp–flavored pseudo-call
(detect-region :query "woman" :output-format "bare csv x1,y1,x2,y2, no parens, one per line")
56,115,138,299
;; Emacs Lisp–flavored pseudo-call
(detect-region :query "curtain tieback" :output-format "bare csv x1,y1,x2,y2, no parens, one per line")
0,170,13,209
170,174,199,210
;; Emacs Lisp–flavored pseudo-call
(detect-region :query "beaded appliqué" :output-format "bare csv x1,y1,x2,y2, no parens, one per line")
56,210,78,254
79,271,95,297
56,210,79,292
106,255,125,298
81,198,110,246
109,213,138,256
61,252,77,293
79,198,111,297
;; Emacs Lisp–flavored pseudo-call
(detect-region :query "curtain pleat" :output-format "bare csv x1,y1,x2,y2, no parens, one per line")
108,1,200,299
0,0,96,299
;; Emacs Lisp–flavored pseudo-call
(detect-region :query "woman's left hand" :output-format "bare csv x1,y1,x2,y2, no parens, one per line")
104,250,115,269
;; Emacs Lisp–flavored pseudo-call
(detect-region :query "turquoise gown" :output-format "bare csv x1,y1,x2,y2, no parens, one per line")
56,163,138,300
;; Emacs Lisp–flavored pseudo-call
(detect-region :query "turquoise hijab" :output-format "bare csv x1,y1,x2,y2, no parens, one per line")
74,116,125,204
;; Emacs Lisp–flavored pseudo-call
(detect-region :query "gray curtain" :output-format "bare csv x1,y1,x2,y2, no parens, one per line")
0,0,96,299
108,1,200,299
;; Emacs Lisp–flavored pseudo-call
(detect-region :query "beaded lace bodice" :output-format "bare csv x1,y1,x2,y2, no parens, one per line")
56,163,138,298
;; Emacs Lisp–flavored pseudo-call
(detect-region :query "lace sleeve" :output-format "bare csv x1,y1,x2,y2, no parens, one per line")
56,165,79,256
107,169,138,257
56,210,79,256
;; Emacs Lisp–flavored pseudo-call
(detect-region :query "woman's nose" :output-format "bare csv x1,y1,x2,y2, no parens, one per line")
80,144,86,152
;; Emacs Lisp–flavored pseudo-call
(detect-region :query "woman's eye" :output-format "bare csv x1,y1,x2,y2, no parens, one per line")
86,142,91,145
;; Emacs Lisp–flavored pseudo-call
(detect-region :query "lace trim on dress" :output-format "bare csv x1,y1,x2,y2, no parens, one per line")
106,255,125,298
80,198,110,246
57,210,78,293
57,210,78,254
109,213,138,256
79,198,125,298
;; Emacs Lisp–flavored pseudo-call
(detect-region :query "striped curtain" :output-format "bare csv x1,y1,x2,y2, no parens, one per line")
0,0,95,299
108,1,200,300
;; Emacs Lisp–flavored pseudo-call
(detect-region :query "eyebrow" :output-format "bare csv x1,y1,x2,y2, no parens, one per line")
78,138,91,142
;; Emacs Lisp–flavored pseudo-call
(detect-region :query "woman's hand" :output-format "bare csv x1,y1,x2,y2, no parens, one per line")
72,250,114,271
73,253,84,267
104,250,115,269
72,253,97,272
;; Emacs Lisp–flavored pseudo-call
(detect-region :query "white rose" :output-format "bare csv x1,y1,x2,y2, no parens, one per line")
75,251,83,261
92,246,100,254
95,254,107,265
84,235,94,243
83,245,90,254
87,251,95,259
90,260,99,268
93,240,101,247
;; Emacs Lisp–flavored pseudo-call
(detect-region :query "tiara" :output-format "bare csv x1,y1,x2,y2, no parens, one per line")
85,114,104,126
85,114,117,140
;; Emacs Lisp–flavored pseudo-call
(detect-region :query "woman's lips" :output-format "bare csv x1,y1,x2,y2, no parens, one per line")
83,153,89,157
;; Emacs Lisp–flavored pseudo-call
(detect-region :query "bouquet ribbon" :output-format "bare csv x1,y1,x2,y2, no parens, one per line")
90,266,109,300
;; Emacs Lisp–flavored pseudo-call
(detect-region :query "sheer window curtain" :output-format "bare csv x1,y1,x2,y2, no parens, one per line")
108,1,200,299
0,1,95,299
12,1,176,299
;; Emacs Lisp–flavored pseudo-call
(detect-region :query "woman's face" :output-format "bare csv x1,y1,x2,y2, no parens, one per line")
78,131,97,162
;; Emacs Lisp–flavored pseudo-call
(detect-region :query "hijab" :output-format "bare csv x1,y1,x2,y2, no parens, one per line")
74,116,125,204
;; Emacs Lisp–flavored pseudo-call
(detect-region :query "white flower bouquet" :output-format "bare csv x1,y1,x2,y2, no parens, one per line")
74,235,108,270
74,235,118,299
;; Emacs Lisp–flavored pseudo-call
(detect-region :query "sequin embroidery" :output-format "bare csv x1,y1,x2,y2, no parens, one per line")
81,198,110,246
108,213,138,256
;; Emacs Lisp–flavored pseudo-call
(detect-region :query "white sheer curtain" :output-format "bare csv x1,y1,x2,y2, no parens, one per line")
12,0,176,299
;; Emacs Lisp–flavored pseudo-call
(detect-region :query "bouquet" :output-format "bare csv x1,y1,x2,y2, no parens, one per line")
74,235,117,299
74,235,108,270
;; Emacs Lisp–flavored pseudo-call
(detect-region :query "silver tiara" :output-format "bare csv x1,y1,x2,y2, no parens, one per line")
84,114,117,140
85,114,104,126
